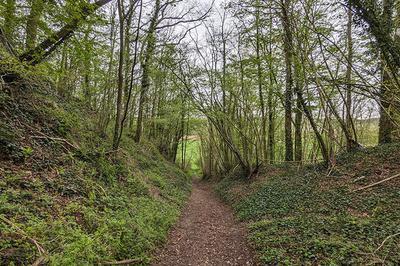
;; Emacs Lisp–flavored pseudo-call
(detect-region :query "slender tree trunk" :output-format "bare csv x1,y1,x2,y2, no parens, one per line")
117,0,142,145
294,91,302,162
297,88,329,165
83,26,92,108
134,0,160,143
379,0,395,144
98,6,116,135
123,8,134,105
57,46,68,97
346,7,356,150
3,0,16,45
281,0,294,161
112,0,125,150
294,42,303,162
267,5,275,164
25,0,44,50
238,35,251,167
255,0,268,162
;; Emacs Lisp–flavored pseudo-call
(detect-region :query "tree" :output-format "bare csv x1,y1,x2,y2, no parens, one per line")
112,0,126,150
134,0,161,143
255,0,268,162
345,6,356,150
25,0,44,50
379,0,396,144
2,0,17,45
281,0,294,162
19,0,113,65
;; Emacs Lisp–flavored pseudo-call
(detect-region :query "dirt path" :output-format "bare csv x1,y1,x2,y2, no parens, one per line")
151,181,256,266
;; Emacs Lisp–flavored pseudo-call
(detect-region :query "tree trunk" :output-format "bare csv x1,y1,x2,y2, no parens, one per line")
134,0,160,143
255,0,268,162
281,0,294,162
112,0,125,150
267,5,275,164
117,0,142,145
83,26,92,108
379,0,396,144
345,7,357,150
19,0,112,65
3,0,16,45
294,92,302,162
294,43,303,162
297,88,329,165
25,0,44,50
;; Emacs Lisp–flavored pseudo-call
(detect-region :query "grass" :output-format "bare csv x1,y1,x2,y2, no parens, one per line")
216,144,400,265
0,88,191,265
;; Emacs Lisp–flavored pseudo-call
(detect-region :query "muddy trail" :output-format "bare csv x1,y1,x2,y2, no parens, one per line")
152,180,256,266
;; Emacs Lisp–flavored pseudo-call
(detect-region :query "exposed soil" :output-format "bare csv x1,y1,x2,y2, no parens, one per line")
151,180,257,266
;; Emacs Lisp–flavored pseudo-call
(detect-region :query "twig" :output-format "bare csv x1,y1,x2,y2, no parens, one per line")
374,232,400,253
101,258,142,265
18,120,80,151
352,173,400,192
105,148,122,155
31,135,79,150
353,176,366,183
31,256,47,266
0,216,47,256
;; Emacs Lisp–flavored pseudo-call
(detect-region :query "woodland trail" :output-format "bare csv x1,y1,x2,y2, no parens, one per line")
151,180,256,266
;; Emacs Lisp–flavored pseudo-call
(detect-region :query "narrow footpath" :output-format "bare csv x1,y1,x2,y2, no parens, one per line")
152,181,256,266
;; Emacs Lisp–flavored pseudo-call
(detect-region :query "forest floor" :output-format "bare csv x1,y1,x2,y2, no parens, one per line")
151,180,256,266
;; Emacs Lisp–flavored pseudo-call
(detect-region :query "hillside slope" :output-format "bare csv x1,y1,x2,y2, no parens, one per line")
217,145,400,265
0,87,191,265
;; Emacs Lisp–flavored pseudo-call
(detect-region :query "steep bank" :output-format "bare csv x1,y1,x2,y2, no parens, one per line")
0,86,191,265
216,145,400,265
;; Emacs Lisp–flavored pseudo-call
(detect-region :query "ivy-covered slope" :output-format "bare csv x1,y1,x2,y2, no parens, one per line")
216,145,400,265
0,87,191,265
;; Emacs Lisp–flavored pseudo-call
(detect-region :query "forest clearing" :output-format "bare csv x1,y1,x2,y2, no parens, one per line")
0,0,399,265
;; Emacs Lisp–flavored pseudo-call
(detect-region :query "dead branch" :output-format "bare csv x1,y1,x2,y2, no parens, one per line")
105,148,122,155
352,173,400,192
353,176,366,182
374,232,400,253
0,216,47,256
101,258,143,265
31,256,47,266
31,135,79,150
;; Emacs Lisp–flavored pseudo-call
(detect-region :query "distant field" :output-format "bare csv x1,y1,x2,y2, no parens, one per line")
356,118,379,147
176,137,202,176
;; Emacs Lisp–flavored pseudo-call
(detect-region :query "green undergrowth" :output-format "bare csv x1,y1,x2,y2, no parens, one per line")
216,144,400,265
0,88,191,265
